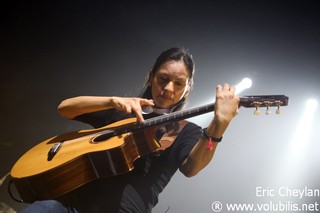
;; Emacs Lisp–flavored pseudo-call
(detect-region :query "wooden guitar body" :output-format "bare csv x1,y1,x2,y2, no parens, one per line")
10,117,160,203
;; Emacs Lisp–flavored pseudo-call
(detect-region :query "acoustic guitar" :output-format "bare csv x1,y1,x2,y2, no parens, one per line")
9,95,288,203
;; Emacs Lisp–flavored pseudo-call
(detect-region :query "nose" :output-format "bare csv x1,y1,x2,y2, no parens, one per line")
164,81,174,93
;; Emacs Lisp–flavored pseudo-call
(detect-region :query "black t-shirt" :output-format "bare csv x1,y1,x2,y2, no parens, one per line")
69,108,202,213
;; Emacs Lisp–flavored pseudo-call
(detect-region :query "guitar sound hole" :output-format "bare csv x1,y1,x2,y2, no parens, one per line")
92,130,116,143
92,134,111,143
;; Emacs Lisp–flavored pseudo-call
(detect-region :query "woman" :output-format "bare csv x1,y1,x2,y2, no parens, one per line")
20,47,239,212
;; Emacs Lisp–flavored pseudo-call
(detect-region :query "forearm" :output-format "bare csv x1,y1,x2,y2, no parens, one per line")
180,118,230,177
180,83,239,177
57,96,155,122
57,96,116,119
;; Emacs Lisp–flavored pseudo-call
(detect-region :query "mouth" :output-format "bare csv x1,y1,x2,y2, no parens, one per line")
159,95,173,101
155,95,173,107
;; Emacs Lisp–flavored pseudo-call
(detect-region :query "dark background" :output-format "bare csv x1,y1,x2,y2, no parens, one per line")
1,0,320,212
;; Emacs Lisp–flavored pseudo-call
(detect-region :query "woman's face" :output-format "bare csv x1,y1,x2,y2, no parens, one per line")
150,60,190,108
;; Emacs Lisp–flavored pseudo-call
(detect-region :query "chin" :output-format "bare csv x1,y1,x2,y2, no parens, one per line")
155,100,172,109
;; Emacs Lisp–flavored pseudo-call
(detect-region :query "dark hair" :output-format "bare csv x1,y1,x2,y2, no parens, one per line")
139,47,195,111
151,47,195,83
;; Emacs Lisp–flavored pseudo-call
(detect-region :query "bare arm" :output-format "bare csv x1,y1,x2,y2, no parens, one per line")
57,96,154,122
180,83,239,177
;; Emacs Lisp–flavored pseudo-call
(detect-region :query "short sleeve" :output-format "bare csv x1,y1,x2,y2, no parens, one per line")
174,122,202,163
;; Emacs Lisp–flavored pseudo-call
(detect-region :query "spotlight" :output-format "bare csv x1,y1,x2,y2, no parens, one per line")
306,99,318,111
235,78,252,95
292,99,318,155
242,78,253,89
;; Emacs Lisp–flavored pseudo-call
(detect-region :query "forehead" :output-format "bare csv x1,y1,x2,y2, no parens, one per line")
156,60,190,80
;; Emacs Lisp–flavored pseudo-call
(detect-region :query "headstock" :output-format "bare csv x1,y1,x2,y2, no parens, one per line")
240,95,289,115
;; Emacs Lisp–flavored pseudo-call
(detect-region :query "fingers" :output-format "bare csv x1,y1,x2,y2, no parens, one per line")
139,98,154,107
229,85,236,94
223,83,229,91
217,83,235,92
133,98,154,123
114,97,154,123
131,105,144,123
214,83,240,122
216,84,223,93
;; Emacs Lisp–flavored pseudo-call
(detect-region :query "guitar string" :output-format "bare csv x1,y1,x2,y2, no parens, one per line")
50,96,286,147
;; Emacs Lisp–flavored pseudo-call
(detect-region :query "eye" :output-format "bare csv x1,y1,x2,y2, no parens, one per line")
158,76,168,83
175,81,185,87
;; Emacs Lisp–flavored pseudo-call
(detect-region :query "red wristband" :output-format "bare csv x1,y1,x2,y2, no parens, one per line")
202,128,223,150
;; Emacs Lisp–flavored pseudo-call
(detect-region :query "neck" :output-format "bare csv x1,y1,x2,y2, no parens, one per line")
144,98,186,115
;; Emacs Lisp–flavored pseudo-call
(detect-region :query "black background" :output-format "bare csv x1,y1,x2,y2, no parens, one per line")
1,0,320,212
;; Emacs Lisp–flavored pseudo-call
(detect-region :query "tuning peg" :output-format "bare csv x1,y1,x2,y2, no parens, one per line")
276,105,281,114
265,106,271,115
254,106,260,115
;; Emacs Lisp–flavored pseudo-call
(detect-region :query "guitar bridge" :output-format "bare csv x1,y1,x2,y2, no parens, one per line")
47,142,63,161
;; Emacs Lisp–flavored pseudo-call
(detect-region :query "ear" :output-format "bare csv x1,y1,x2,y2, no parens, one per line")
184,81,192,98
147,70,154,86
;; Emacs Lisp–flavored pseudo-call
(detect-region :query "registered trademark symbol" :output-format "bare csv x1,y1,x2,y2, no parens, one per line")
211,201,223,212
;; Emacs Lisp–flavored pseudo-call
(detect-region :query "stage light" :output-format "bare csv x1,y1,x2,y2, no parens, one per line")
291,99,318,156
306,99,318,110
275,98,318,186
235,78,252,95
188,77,252,126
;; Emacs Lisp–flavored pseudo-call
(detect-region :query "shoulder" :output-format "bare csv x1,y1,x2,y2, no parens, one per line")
182,121,202,136
175,121,202,146
169,121,202,163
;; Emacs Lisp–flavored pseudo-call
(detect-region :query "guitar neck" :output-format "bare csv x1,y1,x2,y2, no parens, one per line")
143,103,214,127
115,95,289,134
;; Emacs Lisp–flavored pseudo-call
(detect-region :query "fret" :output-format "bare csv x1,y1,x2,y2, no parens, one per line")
111,95,288,137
